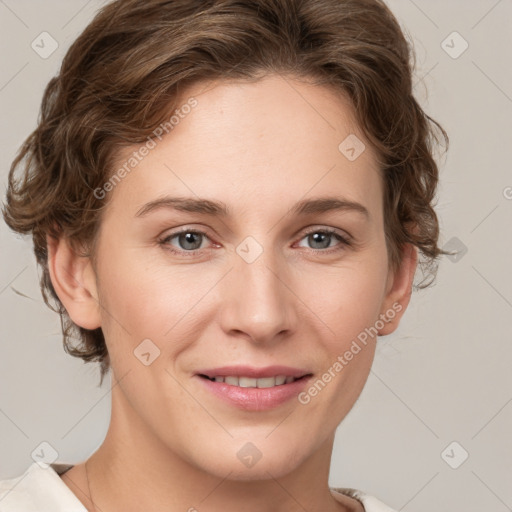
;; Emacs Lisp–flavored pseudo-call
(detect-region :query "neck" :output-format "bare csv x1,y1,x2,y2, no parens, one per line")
85,385,353,512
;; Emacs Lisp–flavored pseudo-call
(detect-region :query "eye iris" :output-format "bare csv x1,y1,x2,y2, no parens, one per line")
309,232,331,249
179,232,202,250
171,231,338,252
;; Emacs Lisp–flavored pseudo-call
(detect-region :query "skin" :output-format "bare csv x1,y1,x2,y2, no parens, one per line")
48,73,417,512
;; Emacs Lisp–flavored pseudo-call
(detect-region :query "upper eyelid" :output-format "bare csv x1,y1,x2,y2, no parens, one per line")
163,225,348,237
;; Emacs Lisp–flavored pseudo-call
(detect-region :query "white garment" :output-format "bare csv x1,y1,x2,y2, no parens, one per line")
0,462,397,511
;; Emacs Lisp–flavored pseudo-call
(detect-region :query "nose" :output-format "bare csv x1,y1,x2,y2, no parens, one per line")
217,244,298,345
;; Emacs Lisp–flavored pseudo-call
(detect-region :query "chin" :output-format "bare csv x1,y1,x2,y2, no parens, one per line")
188,436,310,481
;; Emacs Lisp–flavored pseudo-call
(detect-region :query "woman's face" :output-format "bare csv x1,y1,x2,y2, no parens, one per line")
86,73,410,479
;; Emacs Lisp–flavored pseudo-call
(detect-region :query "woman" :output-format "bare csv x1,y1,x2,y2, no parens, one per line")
0,0,448,510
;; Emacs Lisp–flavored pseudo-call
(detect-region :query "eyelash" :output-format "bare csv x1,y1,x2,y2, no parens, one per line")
158,227,352,258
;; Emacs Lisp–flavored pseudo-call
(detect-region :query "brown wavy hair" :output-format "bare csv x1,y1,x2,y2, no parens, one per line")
2,0,449,385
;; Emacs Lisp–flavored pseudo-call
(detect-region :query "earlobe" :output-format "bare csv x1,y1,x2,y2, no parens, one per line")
377,243,418,336
46,234,102,330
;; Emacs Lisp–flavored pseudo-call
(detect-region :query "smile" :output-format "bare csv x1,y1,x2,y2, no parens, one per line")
199,375,303,388
195,366,312,411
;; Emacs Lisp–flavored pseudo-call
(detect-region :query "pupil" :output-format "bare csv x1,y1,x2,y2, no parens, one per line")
180,232,201,250
310,232,329,249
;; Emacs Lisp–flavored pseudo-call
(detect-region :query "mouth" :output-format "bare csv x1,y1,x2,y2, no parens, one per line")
198,374,308,388
195,366,313,411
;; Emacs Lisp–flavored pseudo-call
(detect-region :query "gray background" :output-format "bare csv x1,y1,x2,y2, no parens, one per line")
1,1,511,511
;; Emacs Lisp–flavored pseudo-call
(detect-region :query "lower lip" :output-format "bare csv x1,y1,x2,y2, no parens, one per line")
196,376,311,411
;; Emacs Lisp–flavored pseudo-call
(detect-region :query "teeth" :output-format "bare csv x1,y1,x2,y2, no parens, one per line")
256,377,277,388
239,377,257,388
208,375,298,388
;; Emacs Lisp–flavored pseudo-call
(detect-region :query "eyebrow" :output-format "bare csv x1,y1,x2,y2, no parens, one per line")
135,196,370,220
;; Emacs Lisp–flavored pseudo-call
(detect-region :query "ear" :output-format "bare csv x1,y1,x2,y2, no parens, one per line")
46,234,102,330
377,242,418,336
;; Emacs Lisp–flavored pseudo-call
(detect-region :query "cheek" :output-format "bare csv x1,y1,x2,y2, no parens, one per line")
308,256,388,411
306,260,388,349
95,249,213,361
299,268,383,423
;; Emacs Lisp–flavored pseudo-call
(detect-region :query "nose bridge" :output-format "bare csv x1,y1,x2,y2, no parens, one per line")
219,236,296,343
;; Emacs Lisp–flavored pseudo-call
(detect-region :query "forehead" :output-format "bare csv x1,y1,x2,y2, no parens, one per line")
107,73,383,220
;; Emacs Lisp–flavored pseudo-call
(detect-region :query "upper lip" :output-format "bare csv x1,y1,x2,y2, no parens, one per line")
196,365,311,379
